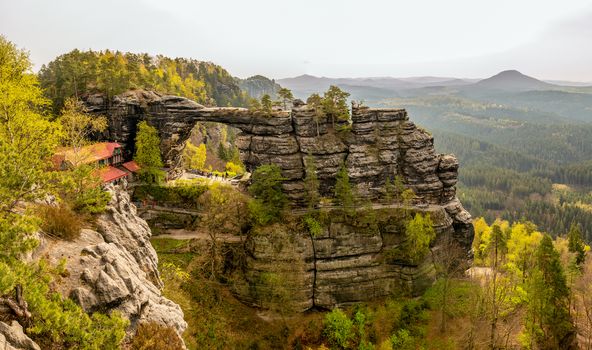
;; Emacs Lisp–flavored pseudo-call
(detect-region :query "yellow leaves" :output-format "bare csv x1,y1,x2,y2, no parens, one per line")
183,141,207,171
225,161,244,176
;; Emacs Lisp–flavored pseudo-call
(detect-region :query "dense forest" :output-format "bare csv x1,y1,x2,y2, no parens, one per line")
38,49,250,110
379,95,592,241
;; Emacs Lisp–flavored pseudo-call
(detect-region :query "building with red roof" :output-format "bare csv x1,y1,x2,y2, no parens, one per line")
53,142,140,185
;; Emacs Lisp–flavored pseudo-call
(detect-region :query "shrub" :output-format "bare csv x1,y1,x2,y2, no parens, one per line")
323,308,354,349
0,260,128,349
248,165,286,226
73,187,111,214
304,216,323,237
403,213,436,264
37,205,82,241
130,322,184,350
225,161,244,175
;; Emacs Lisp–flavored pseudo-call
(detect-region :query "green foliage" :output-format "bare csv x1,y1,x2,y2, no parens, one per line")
57,164,111,214
261,94,273,114
334,163,355,212
37,205,82,240
304,215,323,237
322,85,351,125
134,121,165,183
304,154,320,210
0,260,128,349
58,98,107,164
403,213,436,264
323,308,354,349
567,223,586,266
38,49,248,111
133,181,208,208
278,87,294,110
523,234,574,349
389,329,416,350
73,186,112,214
306,93,325,136
130,322,185,350
248,164,286,226
0,36,60,259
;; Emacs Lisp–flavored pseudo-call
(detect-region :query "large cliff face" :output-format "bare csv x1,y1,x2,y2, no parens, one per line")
31,186,187,345
85,90,473,309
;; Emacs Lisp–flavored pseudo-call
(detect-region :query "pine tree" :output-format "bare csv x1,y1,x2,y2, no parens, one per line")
304,154,320,210
277,87,293,110
261,94,272,115
306,93,324,136
248,164,286,225
322,85,350,127
524,235,575,349
567,223,586,267
334,162,355,215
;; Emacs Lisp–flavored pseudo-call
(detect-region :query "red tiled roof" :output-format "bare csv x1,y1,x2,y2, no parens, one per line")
54,142,122,166
98,166,128,183
122,160,140,173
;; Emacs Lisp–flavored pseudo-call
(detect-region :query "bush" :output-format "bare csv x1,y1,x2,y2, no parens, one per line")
130,322,184,350
304,215,323,237
133,182,208,208
37,205,82,240
323,308,354,349
73,187,111,214
0,260,128,349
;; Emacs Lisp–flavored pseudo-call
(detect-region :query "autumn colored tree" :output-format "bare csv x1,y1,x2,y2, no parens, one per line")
134,121,164,183
183,141,207,171
0,35,60,259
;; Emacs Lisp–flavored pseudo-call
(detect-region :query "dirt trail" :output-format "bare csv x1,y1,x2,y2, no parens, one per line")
154,228,243,243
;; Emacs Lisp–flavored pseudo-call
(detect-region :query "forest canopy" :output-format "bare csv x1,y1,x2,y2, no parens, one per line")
38,49,249,111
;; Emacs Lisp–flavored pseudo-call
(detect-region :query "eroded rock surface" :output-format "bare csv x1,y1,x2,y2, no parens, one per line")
33,186,186,345
0,321,40,350
85,90,473,309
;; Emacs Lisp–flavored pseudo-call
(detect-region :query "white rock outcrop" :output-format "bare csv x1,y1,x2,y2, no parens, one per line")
33,185,187,347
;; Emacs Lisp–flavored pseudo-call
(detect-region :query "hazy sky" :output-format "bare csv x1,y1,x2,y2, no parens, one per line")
1,0,591,81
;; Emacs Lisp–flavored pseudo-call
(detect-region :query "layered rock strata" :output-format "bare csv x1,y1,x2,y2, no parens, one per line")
85,90,473,309
232,205,456,311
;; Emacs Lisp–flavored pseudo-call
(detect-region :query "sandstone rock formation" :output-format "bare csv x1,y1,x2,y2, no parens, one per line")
0,321,40,350
32,185,187,346
85,90,473,309
232,205,459,311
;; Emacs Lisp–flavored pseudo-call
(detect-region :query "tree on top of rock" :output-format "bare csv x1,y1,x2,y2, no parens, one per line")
261,94,273,115
278,87,294,110
134,121,164,183
306,93,324,137
323,85,350,127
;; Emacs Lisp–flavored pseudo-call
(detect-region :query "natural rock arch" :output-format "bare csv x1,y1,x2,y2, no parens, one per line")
84,89,475,308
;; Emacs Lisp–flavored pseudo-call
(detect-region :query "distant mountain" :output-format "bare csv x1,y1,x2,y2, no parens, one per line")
237,75,282,99
472,70,555,92
277,74,476,101
544,79,592,87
